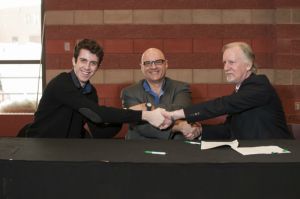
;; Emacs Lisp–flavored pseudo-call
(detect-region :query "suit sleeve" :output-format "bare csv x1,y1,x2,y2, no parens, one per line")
184,76,272,123
49,77,142,124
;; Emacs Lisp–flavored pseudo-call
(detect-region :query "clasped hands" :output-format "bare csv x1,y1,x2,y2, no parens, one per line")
142,108,173,129
133,103,201,139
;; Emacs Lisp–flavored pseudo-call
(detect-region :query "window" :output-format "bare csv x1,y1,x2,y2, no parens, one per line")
0,0,42,113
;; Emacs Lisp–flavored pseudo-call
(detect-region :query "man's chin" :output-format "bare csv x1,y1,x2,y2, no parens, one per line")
226,77,235,84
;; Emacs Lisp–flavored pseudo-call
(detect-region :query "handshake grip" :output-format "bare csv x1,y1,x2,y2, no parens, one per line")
142,108,173,129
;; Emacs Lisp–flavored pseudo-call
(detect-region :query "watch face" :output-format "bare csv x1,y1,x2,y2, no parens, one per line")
146,102,152,111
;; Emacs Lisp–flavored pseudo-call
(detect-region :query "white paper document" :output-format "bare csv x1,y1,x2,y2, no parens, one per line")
233,146,290,155
201,139,291,155
201,140,239,150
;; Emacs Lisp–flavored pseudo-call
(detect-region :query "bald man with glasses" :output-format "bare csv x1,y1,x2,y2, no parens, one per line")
121,48,201,140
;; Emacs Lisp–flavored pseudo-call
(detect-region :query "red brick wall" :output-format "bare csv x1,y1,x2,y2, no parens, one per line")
2,0,300,138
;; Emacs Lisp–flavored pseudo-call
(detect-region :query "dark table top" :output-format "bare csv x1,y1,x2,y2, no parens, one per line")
0,137,299,164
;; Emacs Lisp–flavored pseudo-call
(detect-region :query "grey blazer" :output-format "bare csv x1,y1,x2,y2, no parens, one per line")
121,77,192,140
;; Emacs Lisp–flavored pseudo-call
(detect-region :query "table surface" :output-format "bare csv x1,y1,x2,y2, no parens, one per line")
0,137,299,164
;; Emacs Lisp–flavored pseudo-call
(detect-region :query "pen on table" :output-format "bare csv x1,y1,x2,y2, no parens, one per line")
144,150,167,155
185,141,201,145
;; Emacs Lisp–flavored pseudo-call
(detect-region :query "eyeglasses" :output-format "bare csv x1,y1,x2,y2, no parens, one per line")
143,59,166,67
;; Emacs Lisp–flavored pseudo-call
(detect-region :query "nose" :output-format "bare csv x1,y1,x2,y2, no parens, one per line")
149,62,157,69
223,62,229,71
83,61,92,69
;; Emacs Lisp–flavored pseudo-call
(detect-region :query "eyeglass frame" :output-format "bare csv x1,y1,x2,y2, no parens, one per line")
142,59,167,67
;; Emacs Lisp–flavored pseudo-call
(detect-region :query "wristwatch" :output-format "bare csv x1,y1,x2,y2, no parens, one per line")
145,102,152,111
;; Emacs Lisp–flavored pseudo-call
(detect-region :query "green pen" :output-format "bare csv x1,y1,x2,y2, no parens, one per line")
144,150,167,155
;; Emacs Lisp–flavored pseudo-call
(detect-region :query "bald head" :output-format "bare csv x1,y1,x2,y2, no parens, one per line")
140,48,168,84
141,48,166,64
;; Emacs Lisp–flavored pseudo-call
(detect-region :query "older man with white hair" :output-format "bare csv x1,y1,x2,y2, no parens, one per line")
166,42,292,140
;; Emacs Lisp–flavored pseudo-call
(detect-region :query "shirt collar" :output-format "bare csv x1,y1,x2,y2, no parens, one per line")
142,79,166,105
71,70,92,94
142,79,166,93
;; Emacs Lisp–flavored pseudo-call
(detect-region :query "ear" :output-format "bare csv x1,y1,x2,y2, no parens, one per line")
72,57,76,67
246,63,251,71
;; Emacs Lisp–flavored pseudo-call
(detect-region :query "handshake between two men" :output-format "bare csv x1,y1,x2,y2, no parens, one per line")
141,107,202,140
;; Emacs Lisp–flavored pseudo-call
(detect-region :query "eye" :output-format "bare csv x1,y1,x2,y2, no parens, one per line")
79,58,88,64
143,61,151,67
90,61,98,67
154,59,165,65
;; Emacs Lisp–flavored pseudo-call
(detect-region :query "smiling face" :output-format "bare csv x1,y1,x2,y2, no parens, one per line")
223,46,252,86
140,48,168,84
72,49,99,86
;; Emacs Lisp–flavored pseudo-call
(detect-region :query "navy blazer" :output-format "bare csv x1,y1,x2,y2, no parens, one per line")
184,74,292,139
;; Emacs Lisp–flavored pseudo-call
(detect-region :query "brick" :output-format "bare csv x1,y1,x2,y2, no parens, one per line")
94,84,123,98
166,69,193,83
44,25,222,40
274,69,292,85
74,10,103,25
276,39,291,53
207,84,234,98
193,69,223,84
252,37,274,53
252,9,274,24
133,39,163,53
292,9,300,23
46,40,66,54
119,54,141,68
103,69,133,83
133,69,144,83
44,0,274,10
0,115,33,137
275,0,300,8
45,11,74,25
275,54,300,69
222,9,252,24
287,114,300,123
103,39,133,53
291,40,300,54
166,53,222,69
133,9,163,24
45,54,61,69
274,85,294,98
190,84,208,98
193,38,222,53
104,10,133,24
292,69,300,85
192,9,222,24
293,85,300,97
163,39,193,53
101,54,120,69
163,9,192,24
90,71,104,84
275,9,291,24
59,54,73,69
222,25,273,40
257,69,275,83
255,53,273,68
276,24,300,38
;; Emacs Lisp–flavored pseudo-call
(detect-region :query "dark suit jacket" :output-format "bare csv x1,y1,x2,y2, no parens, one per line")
20,71,141,138
121,77,192,140
184,74,292,139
